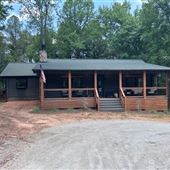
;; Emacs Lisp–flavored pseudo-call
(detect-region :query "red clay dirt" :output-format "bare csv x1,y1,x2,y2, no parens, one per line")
0,101,170,145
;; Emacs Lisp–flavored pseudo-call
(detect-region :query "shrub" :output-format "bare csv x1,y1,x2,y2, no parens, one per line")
51,108,60,113
31,106,41,113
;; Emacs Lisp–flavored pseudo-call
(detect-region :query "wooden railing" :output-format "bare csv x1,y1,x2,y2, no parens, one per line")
44,88,95,99
94,88,100,111
45,88,94,92
44,88,69,99
72,88,94,97
44,88,68,92
123,87,143,97
122,87,167,97
146,87,167,96
119,87,126,110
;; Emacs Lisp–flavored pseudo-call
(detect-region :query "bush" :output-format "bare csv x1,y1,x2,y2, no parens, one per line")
31,106,41,113
51,108,60,113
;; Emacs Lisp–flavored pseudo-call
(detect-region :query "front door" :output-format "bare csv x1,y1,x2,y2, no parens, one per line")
98,73,119,98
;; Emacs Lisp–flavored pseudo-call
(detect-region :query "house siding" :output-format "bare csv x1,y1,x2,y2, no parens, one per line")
7,77,39,100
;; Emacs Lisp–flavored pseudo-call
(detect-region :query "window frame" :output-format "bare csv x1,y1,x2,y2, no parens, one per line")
16,78,28,89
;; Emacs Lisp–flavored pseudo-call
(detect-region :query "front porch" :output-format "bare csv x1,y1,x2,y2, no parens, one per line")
39,71,168,111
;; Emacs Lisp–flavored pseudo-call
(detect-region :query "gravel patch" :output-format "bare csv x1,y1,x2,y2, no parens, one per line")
2,120,170,170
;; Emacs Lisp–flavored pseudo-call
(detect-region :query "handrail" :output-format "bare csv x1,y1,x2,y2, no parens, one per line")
120,87,126,98
95,88,99,99
94,88,100,111
119,87,126,111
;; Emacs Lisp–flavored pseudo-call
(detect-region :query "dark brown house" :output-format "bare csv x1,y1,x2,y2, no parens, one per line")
1,59,170,111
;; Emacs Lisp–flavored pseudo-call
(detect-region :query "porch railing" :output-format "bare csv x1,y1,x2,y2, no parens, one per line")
44,86,167,100
44,88,95,99
44,88,69,99
122,87,167,97
123,87,143,97
146,87,167,96
72,88,94,97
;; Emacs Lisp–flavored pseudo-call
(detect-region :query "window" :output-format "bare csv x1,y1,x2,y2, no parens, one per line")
16,78,27,89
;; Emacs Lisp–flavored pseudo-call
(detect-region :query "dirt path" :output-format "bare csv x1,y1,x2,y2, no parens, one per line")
2,120,170,170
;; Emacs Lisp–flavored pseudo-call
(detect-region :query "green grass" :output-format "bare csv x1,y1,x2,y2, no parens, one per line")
50,108,60,113
31,106,41,113
65,108,76,113
149,110,170,118
0,102,4,106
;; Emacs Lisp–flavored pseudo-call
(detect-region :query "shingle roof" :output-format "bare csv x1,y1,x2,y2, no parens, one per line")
0,63,37,77
1,59,170,77
33,59,170,71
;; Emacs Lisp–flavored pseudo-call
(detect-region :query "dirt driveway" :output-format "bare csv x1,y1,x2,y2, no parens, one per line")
2,120,170,170
1,101,170,169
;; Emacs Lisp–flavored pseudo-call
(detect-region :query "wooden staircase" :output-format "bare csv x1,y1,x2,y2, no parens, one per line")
99,98,124,112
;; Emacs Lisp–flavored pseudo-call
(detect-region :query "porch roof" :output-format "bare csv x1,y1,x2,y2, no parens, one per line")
33,59,170,71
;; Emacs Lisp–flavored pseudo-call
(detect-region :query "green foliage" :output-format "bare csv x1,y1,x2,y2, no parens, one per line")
50,108,60,113
97,1,141,58
65,108,75,113
0,0,11,29
31,106,41,113
139,0,170,66
1,0,170,71
56,0,95,58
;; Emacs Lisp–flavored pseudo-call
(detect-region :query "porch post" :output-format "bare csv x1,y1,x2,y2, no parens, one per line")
143,71,147,99
68,71,72,100
166,72,169,98
167,72,170,110
40,76,44,104
94,71,97,89
119,71,122,95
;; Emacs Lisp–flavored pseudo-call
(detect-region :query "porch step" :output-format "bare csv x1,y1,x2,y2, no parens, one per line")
99,98,124,112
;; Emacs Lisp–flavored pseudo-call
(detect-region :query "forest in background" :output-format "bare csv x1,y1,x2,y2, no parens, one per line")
0,0,170,74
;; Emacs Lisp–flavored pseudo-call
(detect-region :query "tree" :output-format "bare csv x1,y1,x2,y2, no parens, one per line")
12,0,58,51
6,15,23,61
0,0,12,73
0,0,11,20
56,0,95,58
97,1,143,59
139,0,170,66
0,32,8,72
5,15,39,62
0,0,11,29
83,19,106,59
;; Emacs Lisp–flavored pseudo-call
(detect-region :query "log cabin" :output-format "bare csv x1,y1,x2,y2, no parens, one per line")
0,59,170,111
